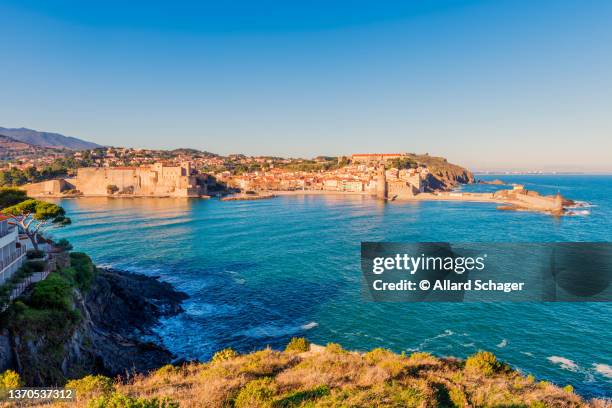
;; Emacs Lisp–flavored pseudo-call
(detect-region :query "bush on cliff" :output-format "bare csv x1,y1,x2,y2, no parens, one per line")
87,392,179,408
26,249,46,259
23,259,46,273
465,350,505,376
69,252,96,291
212,347,239,363
0,369,22,389
66,374,114,396
29,273,73,310
285,337,310,353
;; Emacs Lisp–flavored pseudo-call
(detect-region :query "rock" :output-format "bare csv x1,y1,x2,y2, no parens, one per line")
1,268,188,385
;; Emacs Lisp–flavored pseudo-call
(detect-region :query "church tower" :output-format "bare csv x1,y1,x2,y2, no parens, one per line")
376,164,387,200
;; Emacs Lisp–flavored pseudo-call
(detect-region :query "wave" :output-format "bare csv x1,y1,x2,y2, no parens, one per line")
496,339,508,348
547,356,579,372
408,329,455,351
568,200,596,208
241,321,318,339
565,209,590,216
593,363,612,379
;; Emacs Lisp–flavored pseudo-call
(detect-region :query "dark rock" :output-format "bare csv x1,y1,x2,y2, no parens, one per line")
0,268,188,385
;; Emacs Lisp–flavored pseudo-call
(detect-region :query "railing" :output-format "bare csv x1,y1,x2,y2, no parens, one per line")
1,254,56,310
0,246,27,273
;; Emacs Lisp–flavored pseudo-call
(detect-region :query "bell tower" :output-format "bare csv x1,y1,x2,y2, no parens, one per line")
376,163,387,200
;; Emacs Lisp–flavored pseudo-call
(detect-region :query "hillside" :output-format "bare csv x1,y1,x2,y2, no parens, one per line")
0,127,101,150
0,134,67,160
13,342,604,408
408,153,475,190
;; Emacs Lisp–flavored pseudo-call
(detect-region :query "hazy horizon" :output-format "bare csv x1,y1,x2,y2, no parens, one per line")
1,0,611,171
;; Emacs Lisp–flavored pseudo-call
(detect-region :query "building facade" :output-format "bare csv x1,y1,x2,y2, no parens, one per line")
0,216,26,284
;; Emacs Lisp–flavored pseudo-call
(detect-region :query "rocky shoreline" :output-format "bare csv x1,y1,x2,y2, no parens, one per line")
0,267,188,385
81,268,189,375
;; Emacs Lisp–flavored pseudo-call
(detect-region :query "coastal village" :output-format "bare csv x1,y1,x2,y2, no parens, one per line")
9,148,570,216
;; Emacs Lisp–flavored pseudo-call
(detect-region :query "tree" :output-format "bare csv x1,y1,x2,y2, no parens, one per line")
2,199,71,250
0,187,28,208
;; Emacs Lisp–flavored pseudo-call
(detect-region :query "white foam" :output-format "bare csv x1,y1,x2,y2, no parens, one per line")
570,200,596,208
547,356,579,372
242,321,318,339
301,322,319,330
566,210,590,216
496,339,508,348
593,363,612,378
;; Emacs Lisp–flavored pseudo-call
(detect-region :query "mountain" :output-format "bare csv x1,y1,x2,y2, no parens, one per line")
0,134,67,160
0,127,101,150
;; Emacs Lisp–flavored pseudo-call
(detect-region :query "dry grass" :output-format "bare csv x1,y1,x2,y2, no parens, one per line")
9,342,609,408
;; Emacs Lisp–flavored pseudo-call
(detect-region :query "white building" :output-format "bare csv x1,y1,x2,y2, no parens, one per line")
0,215,27,284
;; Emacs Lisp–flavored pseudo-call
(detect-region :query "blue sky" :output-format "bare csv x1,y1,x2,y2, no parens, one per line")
1,0,611,171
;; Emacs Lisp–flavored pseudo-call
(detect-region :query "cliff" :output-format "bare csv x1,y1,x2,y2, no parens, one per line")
405,153,474,191
0,265,187,386
21,342,605,408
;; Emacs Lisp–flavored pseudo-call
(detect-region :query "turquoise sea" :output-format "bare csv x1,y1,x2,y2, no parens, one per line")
49,175,612,398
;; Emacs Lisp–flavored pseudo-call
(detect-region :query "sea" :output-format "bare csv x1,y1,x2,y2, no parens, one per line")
48,175,612,398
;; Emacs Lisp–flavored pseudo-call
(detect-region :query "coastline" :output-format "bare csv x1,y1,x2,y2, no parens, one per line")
29,187,571,215
0,266,188,385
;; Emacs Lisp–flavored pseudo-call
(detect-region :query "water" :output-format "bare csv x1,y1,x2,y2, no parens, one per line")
48,175,612,398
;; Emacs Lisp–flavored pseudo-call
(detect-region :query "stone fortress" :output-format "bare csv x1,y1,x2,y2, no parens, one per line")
23,162,208,198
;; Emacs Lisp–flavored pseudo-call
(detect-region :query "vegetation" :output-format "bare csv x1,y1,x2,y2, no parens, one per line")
0,158,78,187
1,198,71,250
285,337,310,353
26,249,46,259
465,350,506,376
14,342,597,408
0,253,96,385
211,347,239,364
0,369,22,389
0,263,41,307
87,393,179,408
55,238,74,251
386,157,418,170
0,187,27,208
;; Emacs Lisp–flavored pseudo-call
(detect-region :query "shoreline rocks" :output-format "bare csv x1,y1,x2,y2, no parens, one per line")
0,268,188,385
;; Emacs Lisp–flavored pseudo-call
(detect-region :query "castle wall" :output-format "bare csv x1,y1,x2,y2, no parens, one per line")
22,179,73,197
74,165,205,197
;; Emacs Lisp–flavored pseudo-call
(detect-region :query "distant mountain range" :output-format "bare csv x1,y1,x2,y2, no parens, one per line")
0,127,102,150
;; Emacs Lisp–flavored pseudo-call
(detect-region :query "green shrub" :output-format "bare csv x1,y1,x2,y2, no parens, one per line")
0,369,22,389
26,249,46,259
28,273,72,310
66,374,114,396
325,343,346,354
69,252,96,290
465,351,503,376
285,337,310,353
24,260,46,272
409,351,434,361
364,347,394,364
563,384,574,393
234,378,276,408
212,347,239,363
56,238,73,251
87,392,178,408
273,385,329,407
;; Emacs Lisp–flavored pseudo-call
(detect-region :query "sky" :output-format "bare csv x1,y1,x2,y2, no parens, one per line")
1,0,611,172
